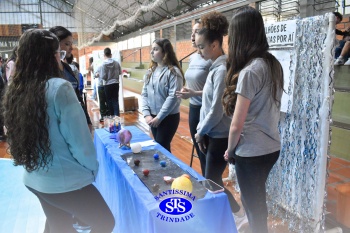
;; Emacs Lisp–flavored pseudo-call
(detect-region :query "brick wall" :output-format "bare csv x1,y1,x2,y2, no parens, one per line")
175,40,194,62
336,17,350,40
121,47,151,63
118,35,229,65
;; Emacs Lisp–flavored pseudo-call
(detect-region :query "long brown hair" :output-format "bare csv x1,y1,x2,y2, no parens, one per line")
223,6,283,115
148,38,185,84
3,29,61,172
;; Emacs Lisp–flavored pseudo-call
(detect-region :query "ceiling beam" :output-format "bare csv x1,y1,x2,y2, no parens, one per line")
180,0,193,8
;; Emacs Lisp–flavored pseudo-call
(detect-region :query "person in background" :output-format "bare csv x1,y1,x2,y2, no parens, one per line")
176,20,211,176
3,28,114,233
193,11,247,230
88,57,97,100
223,7,284,233
65,54,81,97
100,47,121,116
0,56,3,78
0,56,5,141
95,65,110,122
49,26,92,131
333,12,350,65
335,40,350,65
74,62,85,97
5,46,17,85
141,38,184,152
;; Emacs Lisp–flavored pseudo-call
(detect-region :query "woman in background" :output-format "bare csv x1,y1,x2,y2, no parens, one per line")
49,26,92,131
194,11,247,230
223,6,284,233
141,38,184,152
5,46,17,85
3,29,114,233
176,20,211,176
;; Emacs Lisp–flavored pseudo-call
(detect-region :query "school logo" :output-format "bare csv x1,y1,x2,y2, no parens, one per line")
159,197,192,215
154,189,196,223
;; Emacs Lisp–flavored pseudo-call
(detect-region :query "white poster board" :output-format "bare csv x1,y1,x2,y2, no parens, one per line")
266,14,334,232
266,20,297,113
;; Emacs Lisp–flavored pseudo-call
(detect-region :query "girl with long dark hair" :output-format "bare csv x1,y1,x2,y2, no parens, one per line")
223,6,284,233
3,29,114,233
194,11,247,230
141,38,184,152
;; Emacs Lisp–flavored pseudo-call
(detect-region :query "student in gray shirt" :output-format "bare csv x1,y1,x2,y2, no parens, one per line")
194,11,247,230
223,7,284,233
176,20,211,176
101,47,122,116
141,38,184,152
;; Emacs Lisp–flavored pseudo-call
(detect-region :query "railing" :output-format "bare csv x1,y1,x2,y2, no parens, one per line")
179,50,197,68
123,48,141,60
123,48,144,69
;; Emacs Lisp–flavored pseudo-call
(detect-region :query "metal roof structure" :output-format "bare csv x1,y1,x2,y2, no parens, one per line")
72,0,222,39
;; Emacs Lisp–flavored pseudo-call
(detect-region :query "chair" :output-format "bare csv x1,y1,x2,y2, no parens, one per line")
189,144,199,167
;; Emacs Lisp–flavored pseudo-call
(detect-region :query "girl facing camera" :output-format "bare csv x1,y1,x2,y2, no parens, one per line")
3,29,114,233
141,38,184,152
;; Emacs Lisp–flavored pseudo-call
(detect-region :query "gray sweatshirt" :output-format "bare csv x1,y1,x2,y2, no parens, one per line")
101,58,121,86
141,66,183,121
197,55,231,138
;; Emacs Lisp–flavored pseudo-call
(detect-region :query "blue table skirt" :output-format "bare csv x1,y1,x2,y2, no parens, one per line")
94,126,237,233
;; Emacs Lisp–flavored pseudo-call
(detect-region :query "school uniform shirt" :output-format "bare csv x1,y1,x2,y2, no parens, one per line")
197,55,231,138
235,58,282,157
141,66,183,121
100,58,121,86
184,53,211,106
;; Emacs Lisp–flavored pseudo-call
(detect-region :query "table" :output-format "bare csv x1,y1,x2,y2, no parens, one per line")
94,126,237,233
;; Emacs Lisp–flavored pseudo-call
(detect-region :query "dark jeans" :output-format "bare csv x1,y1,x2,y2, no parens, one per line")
335,40,350,60
27,184,115,233
234,151,280,233
151,113,180,152
98,86,109,117
204,136,240,213
189,104,206,176
104,83,120,116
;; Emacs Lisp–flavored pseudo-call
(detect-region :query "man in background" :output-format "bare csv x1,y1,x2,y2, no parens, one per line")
100,47,121,116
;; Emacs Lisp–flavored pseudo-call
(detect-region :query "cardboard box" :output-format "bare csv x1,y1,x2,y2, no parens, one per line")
124,96,138,112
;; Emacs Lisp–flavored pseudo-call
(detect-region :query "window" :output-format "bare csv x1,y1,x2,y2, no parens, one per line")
162,26,175,43
259,0,300,21
176,21,192,41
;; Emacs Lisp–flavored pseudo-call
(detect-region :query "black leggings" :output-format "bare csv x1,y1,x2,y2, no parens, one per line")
204,136,240,213
234,151,280,233
27,184,115,233
151,113,180,152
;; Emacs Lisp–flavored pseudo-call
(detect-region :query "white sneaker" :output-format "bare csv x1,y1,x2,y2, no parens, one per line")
233,212,249,231
335,57,345,65
344,59,350,65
